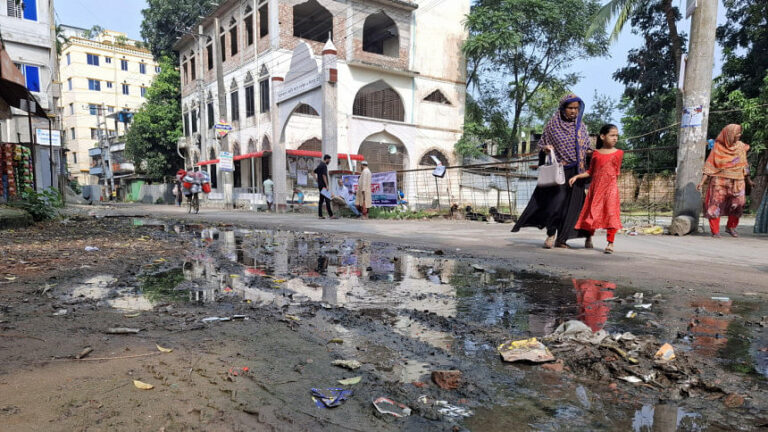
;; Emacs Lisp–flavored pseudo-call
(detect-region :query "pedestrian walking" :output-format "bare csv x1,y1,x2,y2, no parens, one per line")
569,124,624,254
173,181,183,207
356,161,372,219
511,93,594,248
697,124,751,237
314,154,335,219
263,176,274,212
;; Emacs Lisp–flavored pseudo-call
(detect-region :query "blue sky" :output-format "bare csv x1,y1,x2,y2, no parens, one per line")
55,0,728,119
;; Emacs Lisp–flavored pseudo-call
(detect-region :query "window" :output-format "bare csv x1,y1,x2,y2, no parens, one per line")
90,128,100,140
23,0,37,21
72,152,77,164
120,59,128,71
121,84,129,95
424,90,451,105
69,103,74,115
220,31,226,62
23,65,40,92
259,79,269,113
207,102,214,129
259,4,269,38
107,106,114,113
70,128,76,139
230,25,238,56
245,14,254,46
190,57,196,80
87,54,99,66
293,0,332,43
182,61,188,82
363,12,399,57
183,113,190,136
6,0,22,18
140,87,147,98
230,90,239,121
191,109,198,133
353,80,405,121
155,66,161,73
245,85,255,117
206,44,213,70
105,57,112,64
88,79,101,91
106,81,113,89
66,53,71,65
67,78,72,90
89,104,98,115
139,63,146,74
294,104,318,116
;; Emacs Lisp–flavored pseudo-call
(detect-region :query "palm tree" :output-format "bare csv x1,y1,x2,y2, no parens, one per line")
55,24,69,56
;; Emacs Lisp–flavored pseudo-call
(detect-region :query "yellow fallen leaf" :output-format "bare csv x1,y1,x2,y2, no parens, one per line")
133,380,154,390
328,338,344,344
156,344,173,353
153,258,166,264
273,279,286,283
338,376,361,385
230,274,240,278
4,276,17,281
284,314,301,321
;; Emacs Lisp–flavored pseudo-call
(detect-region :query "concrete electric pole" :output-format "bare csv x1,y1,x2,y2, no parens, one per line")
669,0,718,236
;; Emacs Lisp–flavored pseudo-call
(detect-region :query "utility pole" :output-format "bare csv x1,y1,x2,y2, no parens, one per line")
669,0,718,236
214,17,234,209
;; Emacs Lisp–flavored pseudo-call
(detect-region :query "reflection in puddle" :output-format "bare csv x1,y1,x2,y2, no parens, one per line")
632,404,705,432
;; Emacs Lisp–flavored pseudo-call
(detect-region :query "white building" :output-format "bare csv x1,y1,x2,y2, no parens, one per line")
0,0,61,190
174,0,468,207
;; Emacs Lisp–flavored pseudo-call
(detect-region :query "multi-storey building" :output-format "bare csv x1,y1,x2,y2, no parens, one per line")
0,0,61,190
175,0,468,207
58,27,159,185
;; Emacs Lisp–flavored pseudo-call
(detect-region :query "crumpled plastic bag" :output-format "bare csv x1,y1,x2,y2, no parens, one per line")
547,320,609,345
497,338,555,363
311,388,352,408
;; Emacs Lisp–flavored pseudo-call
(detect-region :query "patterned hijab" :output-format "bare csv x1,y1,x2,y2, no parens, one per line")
539,94,592,173
704,124,749,179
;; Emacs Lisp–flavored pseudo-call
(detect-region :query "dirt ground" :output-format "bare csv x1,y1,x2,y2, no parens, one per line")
1,213,767,431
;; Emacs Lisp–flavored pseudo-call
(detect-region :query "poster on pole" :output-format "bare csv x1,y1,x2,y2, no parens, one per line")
681,106,704,128
219,151,234,171
342,171,398,206
35,129,61,147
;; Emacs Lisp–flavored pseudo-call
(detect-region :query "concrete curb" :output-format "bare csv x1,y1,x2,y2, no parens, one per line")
0,207,34,229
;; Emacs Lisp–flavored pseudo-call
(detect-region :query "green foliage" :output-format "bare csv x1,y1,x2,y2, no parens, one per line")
716,0,768,99
10,187,63,221
140,268,187,303
711,74,768,167
460,0,608,156
69,178,82,195
141,0,212,60
368,207,443,220
587,0,640,41
582,91,618,133
125,57,183,181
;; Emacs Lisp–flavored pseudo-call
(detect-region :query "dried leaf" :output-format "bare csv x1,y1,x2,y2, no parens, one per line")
156,344,173,353
328,338,344,344
338,376,361,385
284,314,301,321
133,380,154,390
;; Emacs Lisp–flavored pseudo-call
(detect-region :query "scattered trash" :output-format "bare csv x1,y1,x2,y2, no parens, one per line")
311,388,352,408
619,376,642,383
471,264,485,272
546,320,609,345
641,226,664,235
156,344,173,353
332,359,362,370
84,246,99,252
232,315,247,320
373,397,411,418
431,370,462,390
435,401,474,418
655,343,676,361
498,338,555,363
105,328,140,334
201,316,230,323
723,393,745,408
625,311,637,319
228,366,250,376
53,309,67,316
635,304,653,309
123,313,140,318
327,338,344,344
633,292,644,299
711,296,730,302
75,347,93,359
337,376,361,386
284,314,301,321
133,380,154,390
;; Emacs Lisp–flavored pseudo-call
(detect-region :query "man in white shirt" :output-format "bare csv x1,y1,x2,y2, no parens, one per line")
263,177,274,212
332,177,361,217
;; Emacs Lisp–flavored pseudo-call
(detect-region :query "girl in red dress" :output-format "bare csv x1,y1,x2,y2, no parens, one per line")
569,124,624,254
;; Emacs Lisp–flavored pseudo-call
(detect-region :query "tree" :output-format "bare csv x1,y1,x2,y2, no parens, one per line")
141,0,212,61
613,1,686,172
582,91,618,133
125,57,183,181
716,0,768,99
55,24,69,55
460,0,608,157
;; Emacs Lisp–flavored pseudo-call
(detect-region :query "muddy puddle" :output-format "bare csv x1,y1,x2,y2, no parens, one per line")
58,218,768,430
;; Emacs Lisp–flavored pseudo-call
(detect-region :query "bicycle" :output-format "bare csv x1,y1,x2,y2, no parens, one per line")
187,192,199,214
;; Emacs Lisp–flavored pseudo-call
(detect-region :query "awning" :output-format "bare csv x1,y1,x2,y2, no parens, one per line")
197,151,270,166
0,44,48,118
286,149,365,161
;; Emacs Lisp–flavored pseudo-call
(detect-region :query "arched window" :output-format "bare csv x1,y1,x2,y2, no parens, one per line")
424,90,451,105
363,12,399,57
419,149,448,166
293,0,332,43
261,136,271,152
353,81,404,122
247,138,257,153
294,103,319,116
298,138,321,152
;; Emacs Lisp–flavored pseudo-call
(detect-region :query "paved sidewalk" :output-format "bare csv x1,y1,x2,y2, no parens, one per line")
72,204,768,294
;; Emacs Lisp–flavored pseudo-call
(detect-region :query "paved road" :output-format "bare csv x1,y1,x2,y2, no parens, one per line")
73,204,768,295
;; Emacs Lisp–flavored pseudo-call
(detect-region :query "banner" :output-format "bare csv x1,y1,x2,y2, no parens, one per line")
219,151,234,171
35,129,61,147
342,171,398,207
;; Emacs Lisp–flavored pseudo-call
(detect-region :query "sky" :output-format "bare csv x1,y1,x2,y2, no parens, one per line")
55,0,729,120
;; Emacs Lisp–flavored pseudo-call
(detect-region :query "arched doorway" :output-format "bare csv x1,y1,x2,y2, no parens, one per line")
358,131,408,188
418,149,449,167
207,147,218,189
232,141,242,188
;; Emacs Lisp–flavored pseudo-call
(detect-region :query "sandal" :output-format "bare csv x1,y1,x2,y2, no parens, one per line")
585,237,594,249
544,235,556,249
555,242,570,249
604,243,614,254
725,228,739,238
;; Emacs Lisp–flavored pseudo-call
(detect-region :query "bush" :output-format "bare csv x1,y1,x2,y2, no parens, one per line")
10,187,64,221
69,178,82,195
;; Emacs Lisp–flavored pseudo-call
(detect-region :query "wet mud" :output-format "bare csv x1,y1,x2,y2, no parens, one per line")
0,216,767,431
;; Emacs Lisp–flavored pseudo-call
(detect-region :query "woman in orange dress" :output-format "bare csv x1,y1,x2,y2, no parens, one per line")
569,124,623,254
697,124,751,237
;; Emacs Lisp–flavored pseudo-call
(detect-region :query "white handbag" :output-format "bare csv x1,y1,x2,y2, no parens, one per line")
537,151,566,188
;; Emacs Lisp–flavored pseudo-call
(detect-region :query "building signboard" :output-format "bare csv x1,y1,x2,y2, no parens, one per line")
36,129,61,147
277,75,322,103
